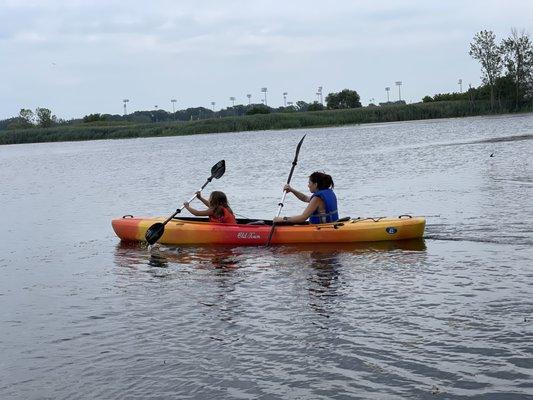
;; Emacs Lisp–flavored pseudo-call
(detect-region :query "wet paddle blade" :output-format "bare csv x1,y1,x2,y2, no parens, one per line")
211,160,225,179
145,222,165,245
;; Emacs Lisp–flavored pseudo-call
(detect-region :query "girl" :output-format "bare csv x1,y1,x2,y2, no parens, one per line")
273,171,338,224
183,191,237,224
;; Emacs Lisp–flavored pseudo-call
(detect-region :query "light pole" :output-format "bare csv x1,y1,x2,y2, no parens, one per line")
230,96,235,107
458,79,463,93
385,87,390,102
122,99,129,115
171,99,177,113
283,92,287,107
318,86,323,104
211,101,215,111
246,94,251,105
395,81,402,101
261,87,268,106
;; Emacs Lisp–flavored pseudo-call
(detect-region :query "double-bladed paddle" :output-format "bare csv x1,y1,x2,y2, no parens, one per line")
145,160,226,245
266,135,306,246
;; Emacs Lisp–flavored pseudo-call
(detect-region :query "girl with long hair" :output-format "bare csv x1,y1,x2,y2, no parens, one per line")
183,190,237,224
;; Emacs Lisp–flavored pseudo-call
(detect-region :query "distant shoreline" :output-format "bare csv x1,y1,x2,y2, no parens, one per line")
1,100,531,145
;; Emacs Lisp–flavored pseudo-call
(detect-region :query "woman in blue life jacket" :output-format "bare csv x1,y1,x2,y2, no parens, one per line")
273,171,339,224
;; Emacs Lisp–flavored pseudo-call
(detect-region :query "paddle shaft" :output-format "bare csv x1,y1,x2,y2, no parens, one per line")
162,178,213,225
145,160,225,244
266,135,306,245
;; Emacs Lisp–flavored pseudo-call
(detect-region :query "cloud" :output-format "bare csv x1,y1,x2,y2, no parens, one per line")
0,0,532,119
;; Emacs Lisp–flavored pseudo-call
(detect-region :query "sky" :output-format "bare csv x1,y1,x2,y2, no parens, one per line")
1,0,532,120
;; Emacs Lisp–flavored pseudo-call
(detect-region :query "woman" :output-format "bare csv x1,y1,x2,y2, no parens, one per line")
273,171,339,224
183,191,237,224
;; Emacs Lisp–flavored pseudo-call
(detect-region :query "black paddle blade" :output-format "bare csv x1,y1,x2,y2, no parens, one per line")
145,222,165,245
294,135,306,162
211,160,225,179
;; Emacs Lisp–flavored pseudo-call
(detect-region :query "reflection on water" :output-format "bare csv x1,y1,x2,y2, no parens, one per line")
113,239,429,324
277,239,427,254
2,114,532,399
113,238,427,272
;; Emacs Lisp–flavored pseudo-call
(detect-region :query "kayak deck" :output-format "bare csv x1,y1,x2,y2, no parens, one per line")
112,215,426,246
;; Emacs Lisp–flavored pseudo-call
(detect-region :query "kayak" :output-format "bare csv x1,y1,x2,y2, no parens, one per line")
112,215,425,246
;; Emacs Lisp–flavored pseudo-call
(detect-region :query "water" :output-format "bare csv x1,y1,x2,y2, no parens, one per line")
1,114,532,399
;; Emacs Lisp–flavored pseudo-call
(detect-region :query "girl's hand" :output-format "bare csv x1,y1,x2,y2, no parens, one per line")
183,202,189,208
283,184,292,192
195,191,202,198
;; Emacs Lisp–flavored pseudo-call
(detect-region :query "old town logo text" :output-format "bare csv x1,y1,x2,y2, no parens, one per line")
237,232,261,240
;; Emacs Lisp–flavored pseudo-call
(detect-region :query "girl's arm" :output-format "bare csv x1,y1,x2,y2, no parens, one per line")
196,191,210,207
183,202,213,217
284,184,311,203
273,197,321,224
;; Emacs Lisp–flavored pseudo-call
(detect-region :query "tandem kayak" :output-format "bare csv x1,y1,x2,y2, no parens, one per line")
112,215,425,246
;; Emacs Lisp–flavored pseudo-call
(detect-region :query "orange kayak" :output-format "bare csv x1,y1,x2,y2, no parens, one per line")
112,215,425,246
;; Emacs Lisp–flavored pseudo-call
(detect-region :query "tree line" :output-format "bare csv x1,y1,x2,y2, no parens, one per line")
424,28,533,111
2,27,532,132
1,108,61,130
0,89,363,130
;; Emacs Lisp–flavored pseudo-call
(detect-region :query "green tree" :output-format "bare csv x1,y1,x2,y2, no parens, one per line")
277,105,297,113
83,113,107,122
295,101,309,111
501,28,533,108
307,102,325,111
469,30,503,110
246,104,270,115
325,89,362,109
19,109,34,127
35,107,55,127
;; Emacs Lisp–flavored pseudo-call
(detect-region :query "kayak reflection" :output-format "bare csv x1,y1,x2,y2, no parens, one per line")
114,242,243,270
276,238,426,254
114,238,426,271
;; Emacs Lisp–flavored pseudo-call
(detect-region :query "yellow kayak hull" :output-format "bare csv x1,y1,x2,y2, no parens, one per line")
112,216,426,246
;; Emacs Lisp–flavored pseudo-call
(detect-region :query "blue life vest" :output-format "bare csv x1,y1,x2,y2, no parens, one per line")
309,189,339,224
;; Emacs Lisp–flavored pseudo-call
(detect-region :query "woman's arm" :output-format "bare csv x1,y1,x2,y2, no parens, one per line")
183,202,213,217
273,197,322,223
285,184,311,203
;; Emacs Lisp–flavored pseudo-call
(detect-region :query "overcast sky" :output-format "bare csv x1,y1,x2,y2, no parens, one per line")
1,0,532,120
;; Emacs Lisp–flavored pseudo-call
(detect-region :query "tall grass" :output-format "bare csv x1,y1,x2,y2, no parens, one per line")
0,100,529,145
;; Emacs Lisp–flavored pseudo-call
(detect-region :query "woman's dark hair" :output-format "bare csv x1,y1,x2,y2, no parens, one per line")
209,191,234,218
309,171,334,190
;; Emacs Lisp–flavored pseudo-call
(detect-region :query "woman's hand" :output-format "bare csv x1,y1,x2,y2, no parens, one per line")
183,202,190,208
195,191,202,199
283,184,293,193
273,216,284,223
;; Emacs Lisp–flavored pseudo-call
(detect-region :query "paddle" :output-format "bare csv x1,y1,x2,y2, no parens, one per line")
266,135,306,246
145,160,226,245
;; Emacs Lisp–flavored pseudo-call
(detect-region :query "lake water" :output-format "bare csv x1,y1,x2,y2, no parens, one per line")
1,114,532,399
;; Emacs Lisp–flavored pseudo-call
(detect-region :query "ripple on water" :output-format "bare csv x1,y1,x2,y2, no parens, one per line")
1,115,533,399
